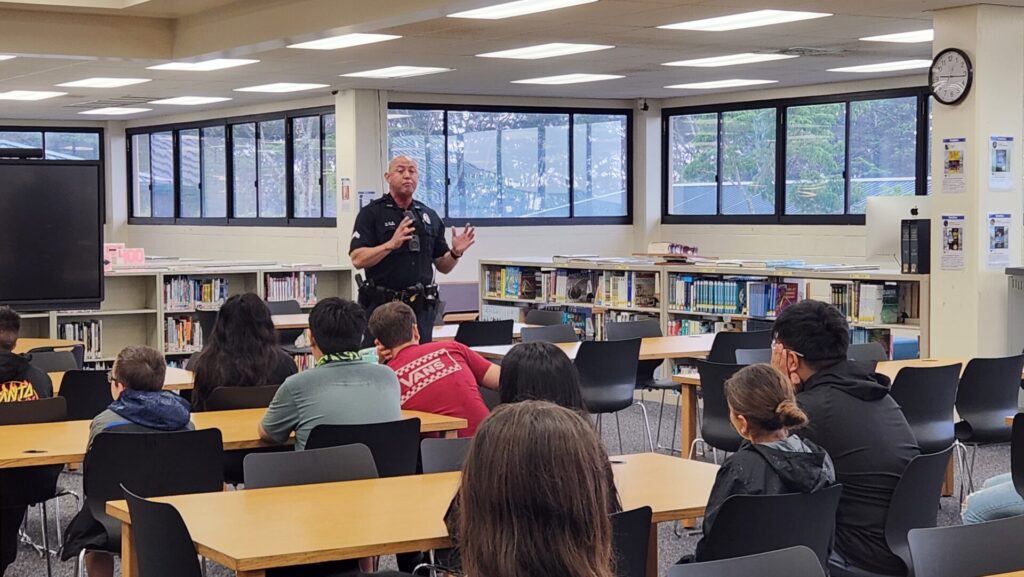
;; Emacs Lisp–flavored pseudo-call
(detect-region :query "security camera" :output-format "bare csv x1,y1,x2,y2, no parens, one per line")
331,89,339,95
638,98,650,112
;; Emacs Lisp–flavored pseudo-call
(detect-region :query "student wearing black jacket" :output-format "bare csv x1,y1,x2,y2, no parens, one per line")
772,300,919,576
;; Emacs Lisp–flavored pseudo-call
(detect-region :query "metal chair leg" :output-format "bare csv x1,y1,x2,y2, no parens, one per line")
76,549,86,577
633,401,654,452
614,413,624,454
655,389,667,449
41,502,52,577
669,390,681,454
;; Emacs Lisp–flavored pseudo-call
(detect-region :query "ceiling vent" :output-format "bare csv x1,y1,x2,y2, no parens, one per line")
63,96,154,109
778,47,847,57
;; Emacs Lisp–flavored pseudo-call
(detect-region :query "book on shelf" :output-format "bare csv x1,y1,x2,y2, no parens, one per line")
163,276,230,312
165,316,203,354
265,271,318,306
57,320,102,360
881,282,900,325
857,284,884,324
666,275,746,315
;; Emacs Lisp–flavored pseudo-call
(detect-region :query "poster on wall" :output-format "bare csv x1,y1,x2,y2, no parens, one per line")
989,137,1014,191
941,214,966,271
987,212,1011,268
358,190,377,209
942,137,967,193
340,177,352,212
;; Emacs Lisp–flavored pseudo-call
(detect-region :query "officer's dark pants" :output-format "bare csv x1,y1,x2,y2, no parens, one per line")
362,301,436,348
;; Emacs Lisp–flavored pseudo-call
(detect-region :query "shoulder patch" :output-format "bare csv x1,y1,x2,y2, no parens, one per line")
422,213,431,225
352,231,360,239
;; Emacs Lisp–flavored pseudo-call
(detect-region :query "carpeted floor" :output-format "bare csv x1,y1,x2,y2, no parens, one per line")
5,398,1007,577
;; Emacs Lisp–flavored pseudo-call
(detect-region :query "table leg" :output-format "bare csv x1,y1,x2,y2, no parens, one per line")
679,385,698,460
120,522,138,577
645,524,658,577
942,457,954,497
443,430,457,439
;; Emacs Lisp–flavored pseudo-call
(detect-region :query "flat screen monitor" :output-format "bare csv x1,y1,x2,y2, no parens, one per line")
865,195,931,268
0,162,103,310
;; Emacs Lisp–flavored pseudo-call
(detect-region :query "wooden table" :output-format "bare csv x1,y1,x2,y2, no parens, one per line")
0,409,467,469
983,572,1024,577
271,314,309,330
107,452,718,577
13,338,81,354
473,334,716,362
273,314,542,343
48,367,194,394
431,322,543,342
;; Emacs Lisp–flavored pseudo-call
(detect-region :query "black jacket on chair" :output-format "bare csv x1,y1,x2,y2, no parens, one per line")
797,360,919,576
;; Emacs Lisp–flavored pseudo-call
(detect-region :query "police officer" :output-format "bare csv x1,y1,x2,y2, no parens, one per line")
350,155,475,345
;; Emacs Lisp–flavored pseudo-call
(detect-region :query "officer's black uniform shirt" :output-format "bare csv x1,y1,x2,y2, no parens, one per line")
350,194,450,290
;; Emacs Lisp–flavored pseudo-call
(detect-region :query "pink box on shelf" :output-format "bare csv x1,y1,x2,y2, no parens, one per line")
120,248,145,265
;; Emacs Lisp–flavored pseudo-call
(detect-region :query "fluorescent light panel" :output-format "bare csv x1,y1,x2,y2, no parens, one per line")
0,55,16,61
234,82,330,93
665,79,778,89
0,90,66,100
342,66,451,79
148,59,259,71
287,33,400,50
449,0,596,19
512,73,623,85
149,96,231,105
478,42,613,59
58,77,151,88
663,53,797,67
659,9,831,32
828,59,931,73
860,29,934,43
80,107,151,115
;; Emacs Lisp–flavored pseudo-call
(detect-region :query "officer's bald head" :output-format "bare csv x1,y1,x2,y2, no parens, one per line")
385,155,419,199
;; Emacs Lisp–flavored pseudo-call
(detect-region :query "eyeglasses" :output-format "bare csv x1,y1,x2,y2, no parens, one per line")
107,372,118,384
771,338,804,358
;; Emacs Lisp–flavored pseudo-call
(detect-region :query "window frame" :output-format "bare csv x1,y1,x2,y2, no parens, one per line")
126,106,336,227
661,87,930,226
389,102,633,227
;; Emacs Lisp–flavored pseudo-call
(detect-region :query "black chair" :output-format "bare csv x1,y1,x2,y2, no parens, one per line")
122,487,202,577
193,310,219,346
520,324,577,343
574,339,650,453
58,370,114,421
421,437,472,474
28,350,79,373
954,355,1024,493
479,387,501,411
707,330,772,364
28,344,85,370
908,513,1024,577
524,309,565,326
1012,413,1024,499
433,301,446,326
849,342,889,362
670,546,826,577
611,507,652,577
205,385,281,410
889,363,961,454
692,360,745,459
243,444,378,489
606,319,682,452
0,396,67,425
266,299,309,354
305,419,421,478
454,320,514,347
697,486,842,569
734,348,771,365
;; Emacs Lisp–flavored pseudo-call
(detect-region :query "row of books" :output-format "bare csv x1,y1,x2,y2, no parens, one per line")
851,327,893,356
666,275,747,315
830,282,902,325
164,276,230,312
165,317,203,354
484,266,661,310
747,281,804,319
57,320,103,360
292,353,316,371
594,272,659,309
665,319,716,336
266,272,319,306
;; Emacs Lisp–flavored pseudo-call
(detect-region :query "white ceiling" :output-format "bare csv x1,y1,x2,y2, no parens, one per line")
0,0,1003,121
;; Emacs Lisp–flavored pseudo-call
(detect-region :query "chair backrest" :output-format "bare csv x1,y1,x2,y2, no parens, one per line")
524,309,565,326
955,354,1024,444
421,437,473,474
0,396,67,425
58,370,114,421
1013,413,1024,500
479,387,501,411
611,507,652,577
28,344,85,369
707,330,772,364
697,485,842,569
883,446,953,577
266,299,304,344
519,324,577,344
605,319,662,341
433,300,447,326
734,348,771,365
848,341,889,362
669,546,826,577
305,418,421,478
454,320,514,346
694,360,745,453
84,429,225,540
204,385,281,411
574,339,641,415
193,310,219,346
908,514,1024,577
243,444,378,489
0,397,67,507
889,364,961,454
123,488,203,577
27,349,79,372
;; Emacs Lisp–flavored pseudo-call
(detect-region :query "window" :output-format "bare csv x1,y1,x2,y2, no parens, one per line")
0,131,41,149
663,88,928,224
388,104,631,224
45,132,100,160
127,107,335,225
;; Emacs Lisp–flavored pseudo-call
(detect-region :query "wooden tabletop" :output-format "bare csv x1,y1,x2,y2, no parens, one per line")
48,367,194,394
0,408,467,469
672,357,968,387
431,322,541,342
273,314,541,342
271,314,309,330
13,338,81,354
981,572,1024,577
474,334,716,362
106,452,717,574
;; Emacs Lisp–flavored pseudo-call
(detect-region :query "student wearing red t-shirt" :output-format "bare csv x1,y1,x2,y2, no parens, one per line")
369,302,499,437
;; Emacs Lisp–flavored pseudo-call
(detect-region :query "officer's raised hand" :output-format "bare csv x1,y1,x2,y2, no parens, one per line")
451,223,476,256
386,217,416,250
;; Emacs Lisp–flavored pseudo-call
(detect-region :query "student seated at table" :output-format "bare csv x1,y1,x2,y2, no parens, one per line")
693,364,836,561
771,300,919,576
259,297,401,450
190,293,297,411
456,401,618,577
962,473,1024,524
369,301,498,437
62,345,195,577
497,341,588,413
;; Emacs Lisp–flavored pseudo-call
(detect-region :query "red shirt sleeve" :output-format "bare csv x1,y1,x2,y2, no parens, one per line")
452,342,495,383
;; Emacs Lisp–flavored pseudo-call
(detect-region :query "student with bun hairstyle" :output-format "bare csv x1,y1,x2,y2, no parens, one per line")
694,364,836,561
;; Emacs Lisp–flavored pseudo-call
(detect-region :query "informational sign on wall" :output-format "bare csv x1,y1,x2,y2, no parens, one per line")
941,214,966,270
340,177,352,212
987,212,1011,268
989,136,1014,192
942,138,967,193
358,190,376,209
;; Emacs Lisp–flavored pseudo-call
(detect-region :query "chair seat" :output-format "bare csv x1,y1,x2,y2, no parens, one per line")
584,384,637,414
955,419,1011,445
638,378,681,391
281,345,312,355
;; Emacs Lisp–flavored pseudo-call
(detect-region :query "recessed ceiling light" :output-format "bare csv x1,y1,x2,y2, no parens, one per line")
148,59,259,71
665,79,778,89
511,73,623,85
449,0,597,19
478,42,614,60
149,96,232,105
57,77,151,88
0,55,16,61
828,59,932,73
860,29,934,43
342,66,452,79
287,33,400,50
79,107,151,115
0,90,66,101
234,82,330,93
659,10,831,32
663,53,798,67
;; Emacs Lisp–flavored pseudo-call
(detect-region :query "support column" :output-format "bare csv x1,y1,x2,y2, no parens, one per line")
335,89,388,268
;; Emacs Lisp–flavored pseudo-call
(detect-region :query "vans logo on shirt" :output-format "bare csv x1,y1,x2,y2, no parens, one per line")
394,349,462,403
0,380,39,403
